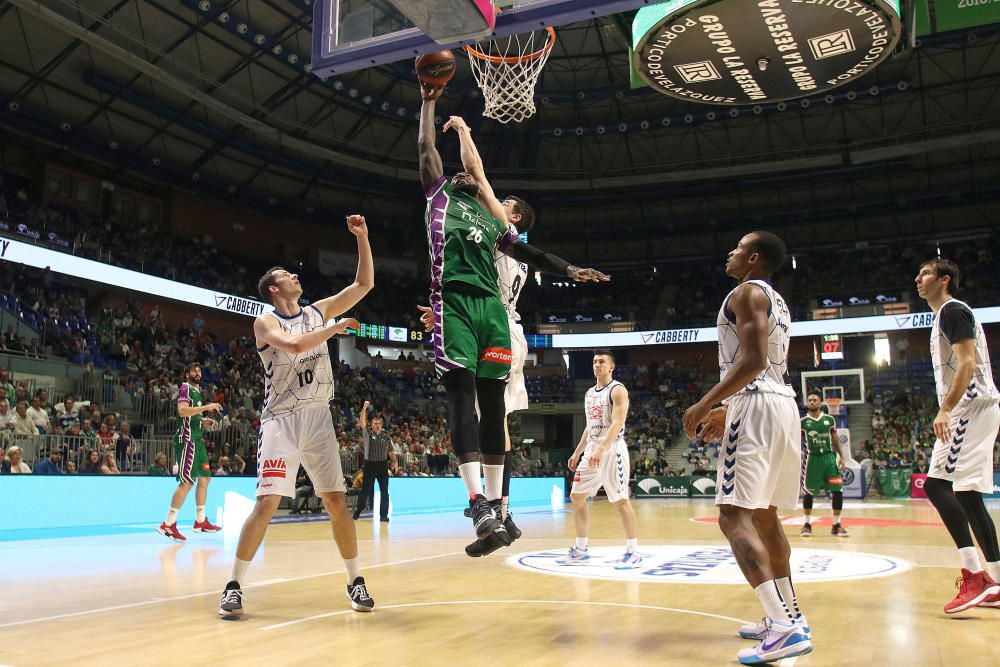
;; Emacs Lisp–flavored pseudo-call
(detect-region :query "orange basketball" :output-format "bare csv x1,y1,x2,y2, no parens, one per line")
415,50,457,86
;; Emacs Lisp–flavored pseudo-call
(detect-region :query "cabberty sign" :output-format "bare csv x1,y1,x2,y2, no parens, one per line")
632,0,901,104
1,235,273,319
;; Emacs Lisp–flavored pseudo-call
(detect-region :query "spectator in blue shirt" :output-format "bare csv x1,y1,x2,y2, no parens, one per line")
33,449,63,474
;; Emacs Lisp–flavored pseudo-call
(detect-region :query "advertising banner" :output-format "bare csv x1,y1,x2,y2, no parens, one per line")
876,467,912,498
910,473,928,499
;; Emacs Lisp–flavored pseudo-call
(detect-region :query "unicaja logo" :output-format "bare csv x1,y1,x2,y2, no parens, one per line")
637,478,662,494
692,478,716,494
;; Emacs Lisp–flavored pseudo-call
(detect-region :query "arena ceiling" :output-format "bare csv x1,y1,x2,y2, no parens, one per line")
1,0,999,260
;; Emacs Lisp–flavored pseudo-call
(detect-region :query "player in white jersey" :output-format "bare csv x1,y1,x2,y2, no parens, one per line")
219,214,375,618
684,232,812,665
915,258,1000,613
560,350,641,569
491,196,532,543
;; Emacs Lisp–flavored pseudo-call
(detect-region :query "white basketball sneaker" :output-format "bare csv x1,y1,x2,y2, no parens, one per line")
738,615,811,640
614,550,643,570
737,619,813,665
557,545,590,565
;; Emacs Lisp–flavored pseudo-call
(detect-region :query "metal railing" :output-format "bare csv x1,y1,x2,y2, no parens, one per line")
3,433,177,474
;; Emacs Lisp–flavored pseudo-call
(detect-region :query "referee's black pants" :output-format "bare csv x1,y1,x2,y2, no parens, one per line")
354,460,390,519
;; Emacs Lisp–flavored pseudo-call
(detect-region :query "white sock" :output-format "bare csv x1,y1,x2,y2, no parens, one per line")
196,505,206,522
483,464,504,501
987,561,1000,582
775,576,802,619
575,537,589,550
458,462,483,498
802,514,811,524
626,538,638,552
343,557,361,583
959,546,983,573
833,513,841,524
230,558,251,584
501,499,509,519
165,507,179,525
755,580,793,624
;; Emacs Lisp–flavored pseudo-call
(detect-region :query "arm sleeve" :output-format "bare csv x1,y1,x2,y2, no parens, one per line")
501,240,571,276
939,303,975,343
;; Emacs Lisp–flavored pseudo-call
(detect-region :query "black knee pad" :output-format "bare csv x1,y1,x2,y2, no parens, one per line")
832,491,843,511
802,494,814,510
475,377,506,456
442,370,479,461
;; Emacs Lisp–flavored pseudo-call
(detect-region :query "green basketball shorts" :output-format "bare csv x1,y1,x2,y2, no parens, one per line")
804,452,843,494
430,286,511,379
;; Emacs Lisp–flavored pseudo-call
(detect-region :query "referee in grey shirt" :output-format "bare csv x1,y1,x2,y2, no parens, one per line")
352,400,398,521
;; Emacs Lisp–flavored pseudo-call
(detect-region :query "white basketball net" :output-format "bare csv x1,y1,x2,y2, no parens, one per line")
465,27,555,124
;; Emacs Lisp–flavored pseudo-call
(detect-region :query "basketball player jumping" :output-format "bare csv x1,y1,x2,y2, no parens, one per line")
419,84,608,555
157,363,222,541
561,349,641,569
915,258,1000,613
800,392,849,538
419,114,537,554
684,232,812,664
218,214,375,618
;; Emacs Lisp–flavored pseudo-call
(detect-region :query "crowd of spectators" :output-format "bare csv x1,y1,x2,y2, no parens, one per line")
863,387,938,473
9,167,1000,336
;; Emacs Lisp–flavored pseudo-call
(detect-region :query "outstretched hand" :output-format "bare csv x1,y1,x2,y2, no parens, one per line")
417,305,434,332
420,82,444,101
346,214,368,237
443,116,470,133
328,318,360,336
569,266,611,283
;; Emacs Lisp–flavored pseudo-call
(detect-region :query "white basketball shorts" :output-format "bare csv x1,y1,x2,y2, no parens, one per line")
505,319,529,415
257,403,346,498
716,391,801,510
928,399,1000,493
572,439,630,502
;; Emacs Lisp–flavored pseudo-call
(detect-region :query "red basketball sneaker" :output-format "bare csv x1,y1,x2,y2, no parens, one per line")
193,519,222,533
157,522,186,542
944,569,1000,614
978,588,1000,608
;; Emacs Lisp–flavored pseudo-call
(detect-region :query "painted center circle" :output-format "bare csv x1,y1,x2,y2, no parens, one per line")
509,545,911,584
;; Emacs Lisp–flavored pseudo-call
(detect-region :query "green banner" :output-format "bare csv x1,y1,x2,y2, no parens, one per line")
877,467,913,498
689,476,717,498
933,0,1000,32
634,476,691,498
634,476,718,498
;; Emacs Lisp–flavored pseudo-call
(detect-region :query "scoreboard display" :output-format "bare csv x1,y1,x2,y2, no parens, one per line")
355,323,422,343
820,334,844,361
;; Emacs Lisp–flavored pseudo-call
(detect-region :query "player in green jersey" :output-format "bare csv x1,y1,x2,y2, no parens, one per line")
801,393,848,537
419,82,608,552
157,363,222,541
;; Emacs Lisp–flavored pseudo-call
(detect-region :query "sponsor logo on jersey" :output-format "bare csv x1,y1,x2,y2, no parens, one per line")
262,458,287,478
510,546,910,584
587,405,604,420
480,347,512,364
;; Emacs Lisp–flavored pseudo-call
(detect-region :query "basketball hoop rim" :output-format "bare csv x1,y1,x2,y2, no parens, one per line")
463,26,556,64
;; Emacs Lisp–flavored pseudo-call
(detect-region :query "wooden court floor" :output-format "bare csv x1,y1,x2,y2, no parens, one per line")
2,498,998,667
